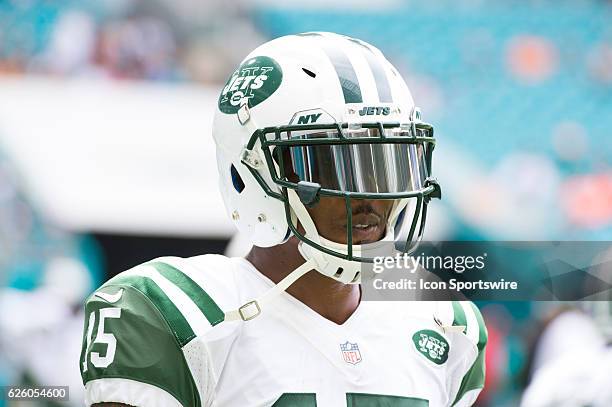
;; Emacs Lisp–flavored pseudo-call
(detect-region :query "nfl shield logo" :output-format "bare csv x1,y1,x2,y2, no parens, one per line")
340,341,362,365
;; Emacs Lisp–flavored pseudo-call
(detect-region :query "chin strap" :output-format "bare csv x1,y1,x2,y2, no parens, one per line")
286,188,322,246
224,258,317,322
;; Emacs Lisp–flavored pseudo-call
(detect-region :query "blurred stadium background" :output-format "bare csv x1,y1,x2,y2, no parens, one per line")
0,0,610,405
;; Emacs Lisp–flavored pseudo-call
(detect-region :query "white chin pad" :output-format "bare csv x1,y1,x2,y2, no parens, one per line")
288,189,416,284
297,239,362,284
297,225,397,284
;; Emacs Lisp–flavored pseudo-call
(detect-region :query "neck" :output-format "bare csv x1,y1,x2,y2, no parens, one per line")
245,237,361,325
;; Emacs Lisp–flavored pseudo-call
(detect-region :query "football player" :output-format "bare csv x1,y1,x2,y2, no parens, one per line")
521,304,612,407
80,32,487,406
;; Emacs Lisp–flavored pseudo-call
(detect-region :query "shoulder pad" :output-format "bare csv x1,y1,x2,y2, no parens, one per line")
81,284,200,406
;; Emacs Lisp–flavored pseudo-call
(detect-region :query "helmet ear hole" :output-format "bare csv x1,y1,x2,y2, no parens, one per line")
230,164,245,193
333,267,344,279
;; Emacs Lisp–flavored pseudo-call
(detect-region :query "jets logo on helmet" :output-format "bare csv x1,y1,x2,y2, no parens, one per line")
218,56,283,114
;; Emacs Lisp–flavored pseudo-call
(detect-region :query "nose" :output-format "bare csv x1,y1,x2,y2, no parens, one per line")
350,199,394,218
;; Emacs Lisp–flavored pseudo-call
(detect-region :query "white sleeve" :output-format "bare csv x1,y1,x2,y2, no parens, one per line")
85,378,182,407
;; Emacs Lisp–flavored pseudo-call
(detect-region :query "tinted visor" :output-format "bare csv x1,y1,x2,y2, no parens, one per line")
273,128,430,193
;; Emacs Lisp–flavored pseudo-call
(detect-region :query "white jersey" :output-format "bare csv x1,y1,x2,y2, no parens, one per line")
80,255,487,407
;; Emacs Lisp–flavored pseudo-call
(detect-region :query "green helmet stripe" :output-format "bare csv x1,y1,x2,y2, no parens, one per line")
363,49,392,103
147,261,225,327
344,36,393,103
322,44,363,104
296,32,363,103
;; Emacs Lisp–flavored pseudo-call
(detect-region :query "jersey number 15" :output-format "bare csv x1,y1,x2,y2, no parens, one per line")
82,308,122,372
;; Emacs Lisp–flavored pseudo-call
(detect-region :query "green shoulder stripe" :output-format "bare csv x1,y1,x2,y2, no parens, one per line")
81,285,200,407
452,303,488,406
470,302,487,351
451,301,467,334
110,274,196,346
147,261,225,326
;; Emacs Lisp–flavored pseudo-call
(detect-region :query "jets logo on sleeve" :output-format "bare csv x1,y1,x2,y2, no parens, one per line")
412,329,449,365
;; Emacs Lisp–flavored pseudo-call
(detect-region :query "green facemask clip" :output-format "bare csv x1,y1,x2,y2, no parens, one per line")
297,181,321,208
424,177,442,203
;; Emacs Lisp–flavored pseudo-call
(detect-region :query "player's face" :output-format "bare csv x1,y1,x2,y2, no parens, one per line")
306,197,394,244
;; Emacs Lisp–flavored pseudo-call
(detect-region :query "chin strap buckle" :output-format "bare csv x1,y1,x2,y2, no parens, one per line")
238,300,261,321
424,177,442,203
223,258,316,323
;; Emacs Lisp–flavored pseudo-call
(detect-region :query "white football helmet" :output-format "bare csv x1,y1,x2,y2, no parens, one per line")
213,32,440,294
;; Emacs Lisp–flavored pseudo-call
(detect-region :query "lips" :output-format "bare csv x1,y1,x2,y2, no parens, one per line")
348,213,384,243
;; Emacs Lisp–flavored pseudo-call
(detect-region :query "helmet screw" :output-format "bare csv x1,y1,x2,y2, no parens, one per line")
231,211,240,221
257,213,266,223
